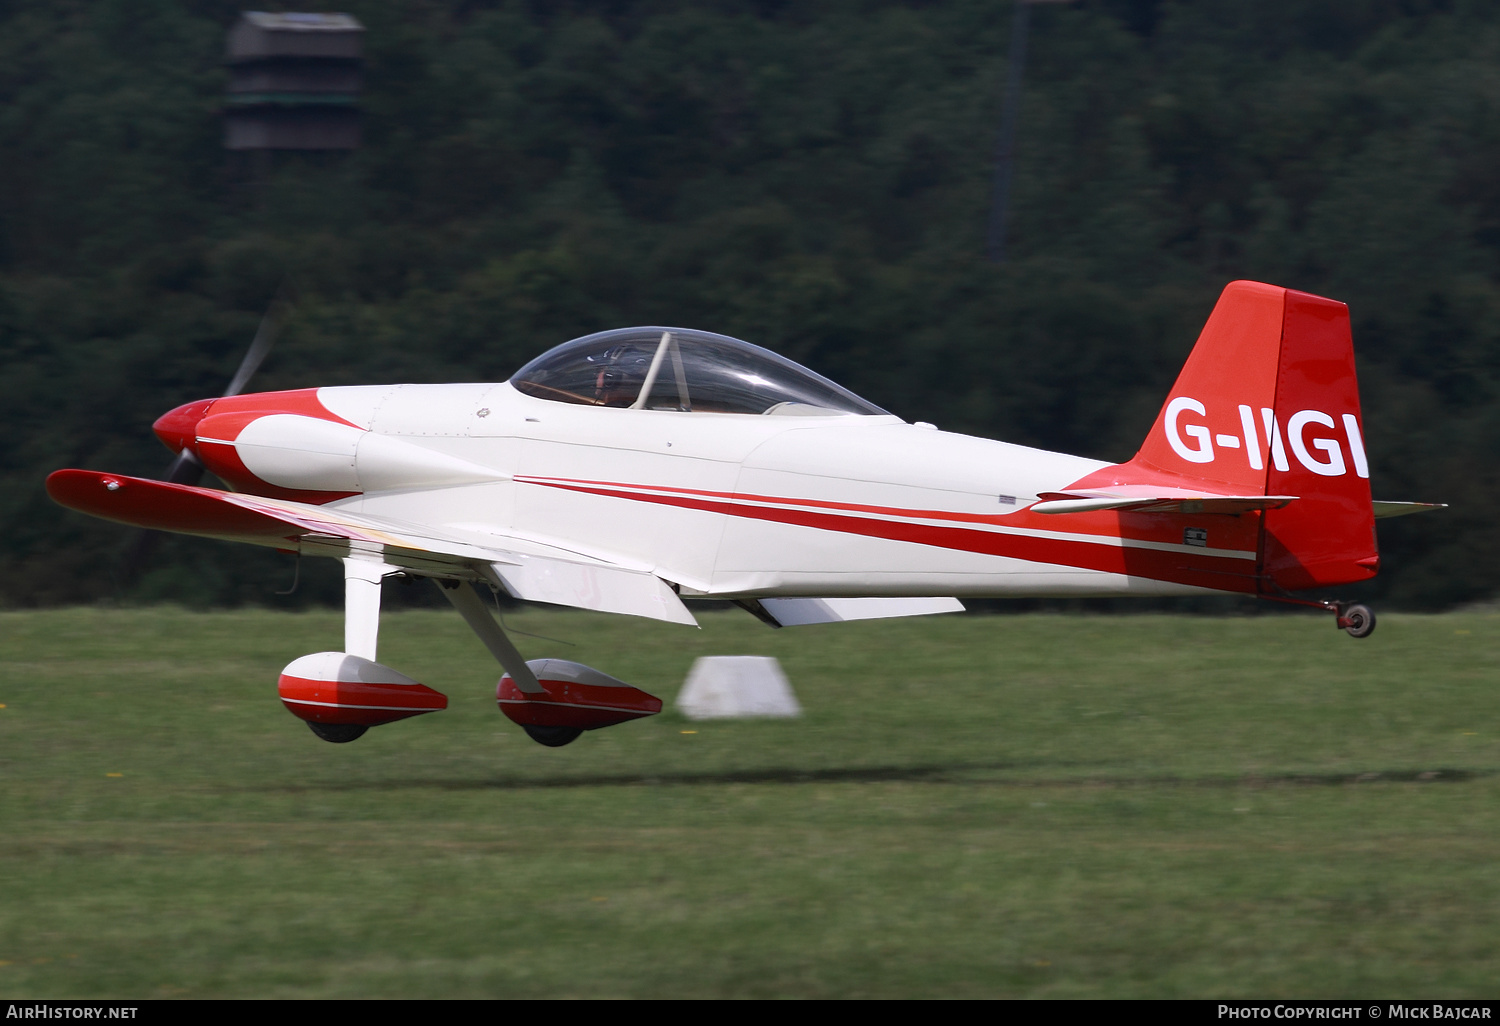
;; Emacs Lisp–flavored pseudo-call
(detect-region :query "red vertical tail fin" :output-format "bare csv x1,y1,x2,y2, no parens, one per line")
1068,280,1376,590
1131,281,1285,494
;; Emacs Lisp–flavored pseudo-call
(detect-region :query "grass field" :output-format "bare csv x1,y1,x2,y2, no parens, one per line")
1,604,1498,998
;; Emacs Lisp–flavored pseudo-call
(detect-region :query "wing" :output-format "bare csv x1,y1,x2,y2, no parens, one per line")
47,469,696,625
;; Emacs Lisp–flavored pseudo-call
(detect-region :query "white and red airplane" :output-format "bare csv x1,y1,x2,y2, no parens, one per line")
48,280,1442,747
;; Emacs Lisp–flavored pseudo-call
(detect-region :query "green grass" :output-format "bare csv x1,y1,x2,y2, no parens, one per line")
2,605,1498,997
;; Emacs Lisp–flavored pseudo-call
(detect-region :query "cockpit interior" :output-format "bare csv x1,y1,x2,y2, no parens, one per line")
510,328,887,417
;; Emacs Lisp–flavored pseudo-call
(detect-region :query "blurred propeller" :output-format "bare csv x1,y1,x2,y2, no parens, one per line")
160,446,206,487
223,290,286,401
120,286,293,583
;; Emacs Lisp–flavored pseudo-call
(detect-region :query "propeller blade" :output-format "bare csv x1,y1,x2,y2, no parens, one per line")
120,453,207,588
120,286,292,590
163,448,206,487
222,288,290,398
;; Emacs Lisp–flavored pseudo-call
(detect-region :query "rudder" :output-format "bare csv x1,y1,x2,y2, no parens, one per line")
1259,288,1376,590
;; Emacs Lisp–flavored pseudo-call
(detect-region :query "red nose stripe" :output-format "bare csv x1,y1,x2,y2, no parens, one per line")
152,398,217,455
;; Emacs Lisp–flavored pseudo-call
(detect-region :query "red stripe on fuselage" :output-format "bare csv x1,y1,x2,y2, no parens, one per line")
515,476,1261,593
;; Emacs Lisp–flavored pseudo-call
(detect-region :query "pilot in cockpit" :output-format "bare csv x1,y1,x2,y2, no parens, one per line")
586,344,655,407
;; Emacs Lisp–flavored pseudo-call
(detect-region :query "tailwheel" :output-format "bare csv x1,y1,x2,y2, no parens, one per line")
523,725,583,748
307,721,369,743
1337,603,1376,639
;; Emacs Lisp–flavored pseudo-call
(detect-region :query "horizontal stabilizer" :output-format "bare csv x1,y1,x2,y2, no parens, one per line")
1032,491,1297,516
1372,501,1448,519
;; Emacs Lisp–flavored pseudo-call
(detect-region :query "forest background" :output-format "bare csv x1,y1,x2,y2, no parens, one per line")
0,0,1494,610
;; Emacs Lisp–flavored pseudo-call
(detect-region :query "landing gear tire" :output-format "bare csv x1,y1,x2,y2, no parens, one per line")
523,725,583,748
308,721,368,743
1341,604,1376,639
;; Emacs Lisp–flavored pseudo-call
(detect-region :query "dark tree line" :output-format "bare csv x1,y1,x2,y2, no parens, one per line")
1,0,1494,609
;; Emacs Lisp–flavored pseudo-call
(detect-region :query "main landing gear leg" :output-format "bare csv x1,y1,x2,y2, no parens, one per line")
305,552,393,745
344,552,394,662
435,581,586,747
437,580,662,748
434,579,543,693
292,552,396,744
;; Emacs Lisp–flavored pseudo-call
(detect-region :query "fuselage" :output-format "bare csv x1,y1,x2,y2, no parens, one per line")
156,380,1249,600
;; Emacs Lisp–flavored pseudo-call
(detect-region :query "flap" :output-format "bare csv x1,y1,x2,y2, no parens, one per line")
757,596,964,627
486,556,697,626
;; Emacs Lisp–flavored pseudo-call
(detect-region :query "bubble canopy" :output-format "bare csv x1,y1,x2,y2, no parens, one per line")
510,328,888,417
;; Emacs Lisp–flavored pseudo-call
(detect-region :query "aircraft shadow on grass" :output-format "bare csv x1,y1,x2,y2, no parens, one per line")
230,764,1489,794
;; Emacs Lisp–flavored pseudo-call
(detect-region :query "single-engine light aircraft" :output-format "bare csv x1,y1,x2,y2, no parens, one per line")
48,281,1443,747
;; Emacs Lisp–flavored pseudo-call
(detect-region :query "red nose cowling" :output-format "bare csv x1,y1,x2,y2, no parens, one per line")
152,399,216,456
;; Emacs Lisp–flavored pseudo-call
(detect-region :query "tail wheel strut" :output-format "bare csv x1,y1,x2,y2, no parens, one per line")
1257,594,1377,639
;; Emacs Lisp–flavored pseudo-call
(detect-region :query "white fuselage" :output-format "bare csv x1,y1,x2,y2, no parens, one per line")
249,382,1216,599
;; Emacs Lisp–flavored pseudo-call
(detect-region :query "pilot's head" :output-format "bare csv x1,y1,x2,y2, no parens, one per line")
587,344,654,406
